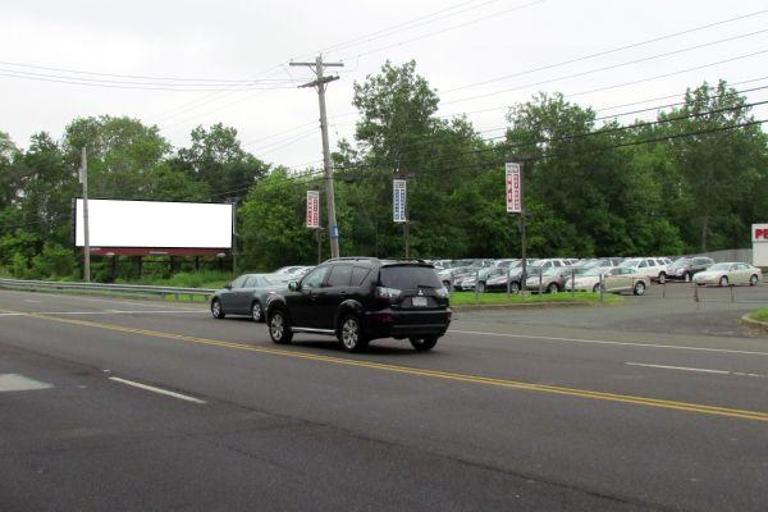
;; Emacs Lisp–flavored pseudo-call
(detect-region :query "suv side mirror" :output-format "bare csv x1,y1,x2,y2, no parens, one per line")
288,281,299,291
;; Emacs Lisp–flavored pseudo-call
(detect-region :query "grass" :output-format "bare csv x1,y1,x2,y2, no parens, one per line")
449,290,623,306
749,308,768,322
117,270,231,290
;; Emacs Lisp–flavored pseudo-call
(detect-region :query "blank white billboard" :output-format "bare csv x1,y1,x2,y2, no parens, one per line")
75,199,233,249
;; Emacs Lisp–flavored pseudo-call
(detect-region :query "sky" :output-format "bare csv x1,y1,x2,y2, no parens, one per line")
2,0,768,171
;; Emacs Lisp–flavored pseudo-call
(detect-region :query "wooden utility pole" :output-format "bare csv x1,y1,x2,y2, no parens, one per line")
290,56,344,259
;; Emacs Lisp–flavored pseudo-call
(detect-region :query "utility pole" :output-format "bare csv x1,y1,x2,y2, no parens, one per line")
79,147,91,283
290,55,344,259
520,161,527,294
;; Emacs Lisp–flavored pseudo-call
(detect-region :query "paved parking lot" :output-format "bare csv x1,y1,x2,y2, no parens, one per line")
0,287,766,511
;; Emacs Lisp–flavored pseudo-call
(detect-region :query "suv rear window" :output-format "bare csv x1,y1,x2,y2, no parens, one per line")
379,265,441,289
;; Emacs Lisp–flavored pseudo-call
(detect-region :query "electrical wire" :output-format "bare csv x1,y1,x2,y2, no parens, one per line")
441,32,768,107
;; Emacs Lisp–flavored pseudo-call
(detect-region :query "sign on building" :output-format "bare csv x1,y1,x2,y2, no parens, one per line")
306,191,320,229
393,179,407,223
752,223,768,266
505,162,522,213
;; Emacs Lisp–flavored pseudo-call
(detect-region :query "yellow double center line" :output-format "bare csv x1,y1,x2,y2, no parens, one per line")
6,308,768,423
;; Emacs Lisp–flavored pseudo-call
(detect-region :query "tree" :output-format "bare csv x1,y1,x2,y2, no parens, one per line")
177,123,269,201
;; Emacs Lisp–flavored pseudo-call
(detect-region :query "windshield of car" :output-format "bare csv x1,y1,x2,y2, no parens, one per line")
379,265,442,289
707,263,731,271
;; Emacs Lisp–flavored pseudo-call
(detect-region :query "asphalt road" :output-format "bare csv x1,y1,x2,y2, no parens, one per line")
0,288,766,511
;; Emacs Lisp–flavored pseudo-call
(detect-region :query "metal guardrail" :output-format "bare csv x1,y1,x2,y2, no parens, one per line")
0,278,217,301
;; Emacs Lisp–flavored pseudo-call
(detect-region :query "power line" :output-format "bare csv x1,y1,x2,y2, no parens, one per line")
441,8,768,94
441,31,768,107
0,59,296,84
337,0,546,62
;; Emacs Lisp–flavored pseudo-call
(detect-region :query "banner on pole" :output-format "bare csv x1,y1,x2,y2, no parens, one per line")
393,179,407,223
306,190,320,228
505,162,522,213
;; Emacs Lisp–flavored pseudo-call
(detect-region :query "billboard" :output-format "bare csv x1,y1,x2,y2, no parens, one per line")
306,191,320,229
505,162,522,213
753,223,768,266
393,179,407,223
75,199,233,255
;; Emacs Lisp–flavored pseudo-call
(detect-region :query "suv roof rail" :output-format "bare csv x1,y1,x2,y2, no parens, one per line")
325,256,380,263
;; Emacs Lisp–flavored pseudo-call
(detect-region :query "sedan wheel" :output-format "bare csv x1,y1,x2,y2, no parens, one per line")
251,302,263,322
509,282,520,293
477,281,486,293
750,274,759,286
719,276,729,288
658,272,666,284
683,272,691,283
592,283,601,293
633,281,646,296
211,299,225,319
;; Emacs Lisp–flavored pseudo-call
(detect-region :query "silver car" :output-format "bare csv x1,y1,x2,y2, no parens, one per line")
693,262,762,287
211,273,288,322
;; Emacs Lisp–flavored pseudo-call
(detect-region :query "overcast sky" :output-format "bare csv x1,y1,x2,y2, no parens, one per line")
2,0,767,170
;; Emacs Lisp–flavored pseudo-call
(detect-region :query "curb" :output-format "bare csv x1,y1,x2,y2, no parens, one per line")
740,313,768,333
453,301,595,312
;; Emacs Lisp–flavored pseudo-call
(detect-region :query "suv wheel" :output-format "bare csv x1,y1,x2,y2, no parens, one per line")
658,272,667,284
750,274,759,286
592,283,601,293
211,298,225,319
251,301,263,323
409,336,438,352
268,309,293,345
338,315,367,352
509,281,520,293
633,281,646,296
546,282,559,294
683,272,691,283
442,280,453,292
477,281,486,293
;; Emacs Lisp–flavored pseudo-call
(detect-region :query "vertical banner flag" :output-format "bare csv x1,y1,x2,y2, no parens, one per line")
393,179,407,223
306,190,320,228
505,162,522,213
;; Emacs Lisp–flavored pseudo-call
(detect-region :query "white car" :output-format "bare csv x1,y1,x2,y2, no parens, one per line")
621,257,670,283
693,262,762,287
565,266,649,295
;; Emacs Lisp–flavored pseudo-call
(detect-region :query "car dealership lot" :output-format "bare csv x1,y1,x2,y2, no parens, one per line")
0,288,767,511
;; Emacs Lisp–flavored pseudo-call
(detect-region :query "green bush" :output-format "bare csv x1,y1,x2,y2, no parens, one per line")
30,243,76,278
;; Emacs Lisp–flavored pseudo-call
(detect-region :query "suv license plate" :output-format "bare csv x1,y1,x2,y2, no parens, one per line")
412,297,428,307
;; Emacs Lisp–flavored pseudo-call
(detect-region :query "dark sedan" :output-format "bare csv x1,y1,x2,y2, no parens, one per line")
211,273,288,322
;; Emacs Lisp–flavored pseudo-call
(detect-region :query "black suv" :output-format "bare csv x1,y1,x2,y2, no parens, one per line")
265,258,451,352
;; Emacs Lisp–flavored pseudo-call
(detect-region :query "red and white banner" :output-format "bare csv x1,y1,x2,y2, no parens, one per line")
753,224,768,242
306,191,320,229
505,162,522,213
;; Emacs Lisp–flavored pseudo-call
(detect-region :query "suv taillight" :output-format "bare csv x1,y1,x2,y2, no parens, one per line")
375,286,402,300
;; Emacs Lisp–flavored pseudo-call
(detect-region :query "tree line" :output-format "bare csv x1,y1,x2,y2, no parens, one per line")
1,60,767,281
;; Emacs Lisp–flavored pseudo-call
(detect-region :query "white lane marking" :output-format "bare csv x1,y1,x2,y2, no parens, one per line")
449,329,768,357
23,299,41,304
625,362,766,378
108,376,206,404
45,310,207,316
0,374,53,392
0,313,24,317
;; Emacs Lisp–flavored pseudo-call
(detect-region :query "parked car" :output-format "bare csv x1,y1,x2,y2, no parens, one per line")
666,256,715,282
621,257,670,283
484,259,538,292
565,266,649,295
265,258,452,352
525,266,568,293
211,273,287,322
693,262,762,287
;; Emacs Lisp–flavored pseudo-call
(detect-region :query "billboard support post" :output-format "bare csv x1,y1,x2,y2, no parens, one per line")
80,147,90,283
